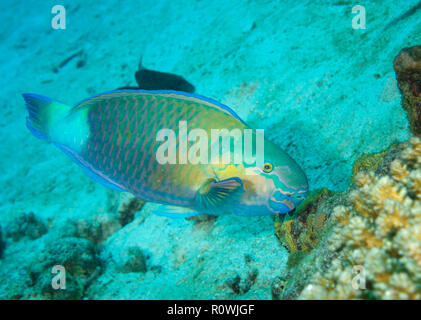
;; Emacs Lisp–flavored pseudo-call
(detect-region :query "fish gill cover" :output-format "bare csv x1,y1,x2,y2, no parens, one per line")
0,0,420,300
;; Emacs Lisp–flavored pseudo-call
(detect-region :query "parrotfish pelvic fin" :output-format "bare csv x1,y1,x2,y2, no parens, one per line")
154,204,199,218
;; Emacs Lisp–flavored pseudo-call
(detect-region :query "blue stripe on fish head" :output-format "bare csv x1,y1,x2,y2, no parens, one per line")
264,158,308,214
240,141,308,215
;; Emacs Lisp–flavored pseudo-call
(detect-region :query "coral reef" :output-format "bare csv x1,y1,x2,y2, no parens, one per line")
66,213,122,244
0,234,102,300
351,143,405,180
352,150,389,178
28,237,101,300
299,137,421,299
274,188,334,254
117,247,147,273
270,189,347,299
5,212,47,241
394,45,421,135
117,193,145,226
225,268,258,295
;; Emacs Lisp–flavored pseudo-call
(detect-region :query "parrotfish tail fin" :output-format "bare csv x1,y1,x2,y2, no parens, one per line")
23,93,71,142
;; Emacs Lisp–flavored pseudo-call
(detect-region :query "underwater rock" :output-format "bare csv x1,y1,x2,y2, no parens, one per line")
270,188,348,299
297,137,421,299
186,214,217,233
0,234,101,299
270,275,289,300
68,213,122,244
225,275,242,294
5,212,47,241
118,57,195,93
275,138,421,299
394,45,421,134
117,247,147,274
30,237,101,300
224,268,258,295
117,193,145,226
274,188,336,254
352,143,405,183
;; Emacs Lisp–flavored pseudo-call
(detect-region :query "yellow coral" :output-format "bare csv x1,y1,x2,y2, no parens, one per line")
275,218,298,253
390,160,409,182
300,137,421,300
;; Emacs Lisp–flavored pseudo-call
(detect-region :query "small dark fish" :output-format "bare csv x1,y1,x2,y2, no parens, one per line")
118,57,195,93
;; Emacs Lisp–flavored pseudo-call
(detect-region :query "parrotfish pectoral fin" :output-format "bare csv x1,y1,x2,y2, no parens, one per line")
154,204,199,218
23,93,72,142
196,177,245,212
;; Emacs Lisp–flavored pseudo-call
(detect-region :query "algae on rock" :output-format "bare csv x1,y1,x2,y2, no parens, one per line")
394,45,421,135
295,138,421,299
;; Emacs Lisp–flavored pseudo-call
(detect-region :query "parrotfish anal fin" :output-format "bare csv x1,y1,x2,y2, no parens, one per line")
57,144,127,192
196,177,245,212
154,204,199,218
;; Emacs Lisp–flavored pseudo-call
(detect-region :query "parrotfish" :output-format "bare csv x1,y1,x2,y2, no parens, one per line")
23,90,308,217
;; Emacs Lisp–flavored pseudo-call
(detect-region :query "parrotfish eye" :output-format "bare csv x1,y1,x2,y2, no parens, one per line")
263,162,273,173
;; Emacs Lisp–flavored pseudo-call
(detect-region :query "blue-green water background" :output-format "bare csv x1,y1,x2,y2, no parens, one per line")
0,0,419,299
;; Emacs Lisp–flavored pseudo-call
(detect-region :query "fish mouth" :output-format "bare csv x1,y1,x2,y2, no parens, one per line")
268,189,307,214
268,190,296,214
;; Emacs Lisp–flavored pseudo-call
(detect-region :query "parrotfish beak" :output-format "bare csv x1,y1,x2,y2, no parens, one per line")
291,193,307,210
268,189,307,214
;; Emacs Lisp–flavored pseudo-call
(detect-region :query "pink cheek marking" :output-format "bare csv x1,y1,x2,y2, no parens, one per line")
270,197,295,210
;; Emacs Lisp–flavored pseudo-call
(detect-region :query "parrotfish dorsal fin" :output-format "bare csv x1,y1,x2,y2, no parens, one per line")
72,90,246,125
196,177,245,213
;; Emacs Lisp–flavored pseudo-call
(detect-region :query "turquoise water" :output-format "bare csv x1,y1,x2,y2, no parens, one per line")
0,0,420,299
